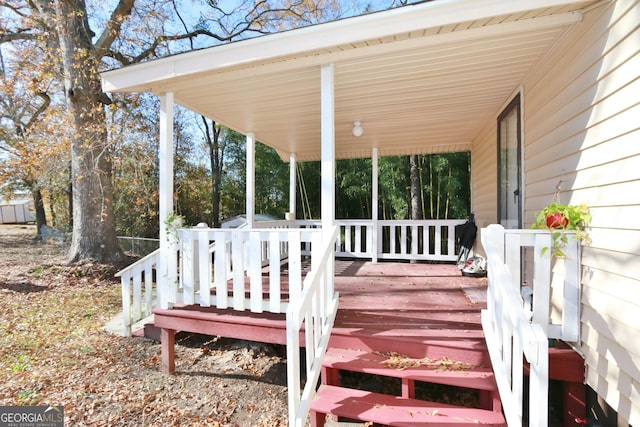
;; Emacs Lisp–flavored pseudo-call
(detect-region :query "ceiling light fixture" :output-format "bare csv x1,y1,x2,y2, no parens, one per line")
352,121,363,137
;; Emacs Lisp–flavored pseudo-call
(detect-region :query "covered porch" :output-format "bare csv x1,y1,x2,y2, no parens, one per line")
102,1,597,425
116,217,475,425
115,220,585,426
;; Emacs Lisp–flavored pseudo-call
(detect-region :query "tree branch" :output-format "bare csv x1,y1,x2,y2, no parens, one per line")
172,0,194,50
100,0,321,65
103,49,134,67
0,0,30,17
128,29,232,64
26,0,57,33
0,31,39,44
23,90,50,132
94,0,135,58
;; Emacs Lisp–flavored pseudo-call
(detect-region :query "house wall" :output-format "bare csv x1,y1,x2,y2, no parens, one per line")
472,0,640,424
470,118,498,234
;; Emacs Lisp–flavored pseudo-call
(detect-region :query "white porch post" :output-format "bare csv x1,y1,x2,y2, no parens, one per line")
159,92,175,309
246,132,256,228
289,153,296,220
320,63,335,302
372,147,379,263
320,63,335,230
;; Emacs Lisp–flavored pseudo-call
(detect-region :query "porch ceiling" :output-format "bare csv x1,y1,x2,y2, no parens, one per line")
101,0,600,162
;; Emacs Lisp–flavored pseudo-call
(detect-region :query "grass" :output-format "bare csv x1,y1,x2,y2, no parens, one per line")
0,272,122,406
0,243,289,426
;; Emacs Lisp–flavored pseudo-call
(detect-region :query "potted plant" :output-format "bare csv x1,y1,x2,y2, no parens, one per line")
531,184,591,258
164,213,186,245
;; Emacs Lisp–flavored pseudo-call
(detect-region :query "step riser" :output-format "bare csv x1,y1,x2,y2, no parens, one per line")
328,334,490,366
315,339,504,427
311,385,506,427
322,348,498,392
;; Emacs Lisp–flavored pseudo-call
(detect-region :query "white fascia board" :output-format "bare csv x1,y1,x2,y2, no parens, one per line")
101,0,592,93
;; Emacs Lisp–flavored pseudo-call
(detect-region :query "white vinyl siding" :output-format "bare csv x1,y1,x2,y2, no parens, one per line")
470,120,498,234
522,0,640,424
472,0,640,423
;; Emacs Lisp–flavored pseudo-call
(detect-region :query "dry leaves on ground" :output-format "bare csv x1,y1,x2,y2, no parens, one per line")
0,226,289,426
374,351,478,372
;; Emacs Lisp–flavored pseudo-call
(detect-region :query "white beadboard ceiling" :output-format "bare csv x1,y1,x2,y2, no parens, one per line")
102,0,601,162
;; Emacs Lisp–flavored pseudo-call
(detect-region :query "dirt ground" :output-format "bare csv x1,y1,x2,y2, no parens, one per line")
0,224,289,426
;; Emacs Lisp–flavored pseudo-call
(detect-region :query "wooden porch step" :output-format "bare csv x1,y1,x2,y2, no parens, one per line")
328,332,490,366
310,385,506,427
322,347,498,393
153,305,287,346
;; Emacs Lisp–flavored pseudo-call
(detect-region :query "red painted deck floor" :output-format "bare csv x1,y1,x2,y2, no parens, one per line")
330,261,489,363
152,260,504,426
153,260,489,360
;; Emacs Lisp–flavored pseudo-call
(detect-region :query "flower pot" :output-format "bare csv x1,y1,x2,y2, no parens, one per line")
545,212,568,229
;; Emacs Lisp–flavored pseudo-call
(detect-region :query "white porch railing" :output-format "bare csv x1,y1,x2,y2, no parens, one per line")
115,248,159,337
286,226,339,427
297,219,465,261
117,224,339,426
173,227,326,313
377,219,464,261
481,224,581,427
115,218,466,336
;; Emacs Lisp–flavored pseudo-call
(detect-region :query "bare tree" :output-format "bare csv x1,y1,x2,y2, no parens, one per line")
201,118,223,228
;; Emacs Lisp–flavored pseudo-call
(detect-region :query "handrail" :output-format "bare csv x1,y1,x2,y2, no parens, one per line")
502,229,580,341
286,226,339,427
177,227,312,312
116,236,159,257
115,248,161,336
114,248,160,278
481,224,549,427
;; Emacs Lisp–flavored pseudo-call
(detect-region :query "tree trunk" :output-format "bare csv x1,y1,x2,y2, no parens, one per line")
419,156,426,220
48,191,57,228
203,117,222,228
409,155,422,263
445,163,452,219
409,155,422,220
428,156,434,219
67,169,73,230
54,0,121,263
33,187,47,236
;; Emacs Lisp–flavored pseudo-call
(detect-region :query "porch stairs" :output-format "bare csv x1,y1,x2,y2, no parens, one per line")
129,259,507,425
310,329,505,427
145,309,506,426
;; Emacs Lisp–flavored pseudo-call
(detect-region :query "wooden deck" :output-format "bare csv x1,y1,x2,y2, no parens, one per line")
153,260,489,364
152,260,507,426
329,261,489,364
150,261,586,425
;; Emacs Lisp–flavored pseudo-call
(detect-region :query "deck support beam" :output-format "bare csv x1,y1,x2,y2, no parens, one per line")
402,378,415,399
160,328,176,373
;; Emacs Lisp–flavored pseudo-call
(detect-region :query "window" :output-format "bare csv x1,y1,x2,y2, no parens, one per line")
497,94,522,228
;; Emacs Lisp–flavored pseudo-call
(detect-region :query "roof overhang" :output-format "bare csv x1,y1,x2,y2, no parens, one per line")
102,0,598,161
